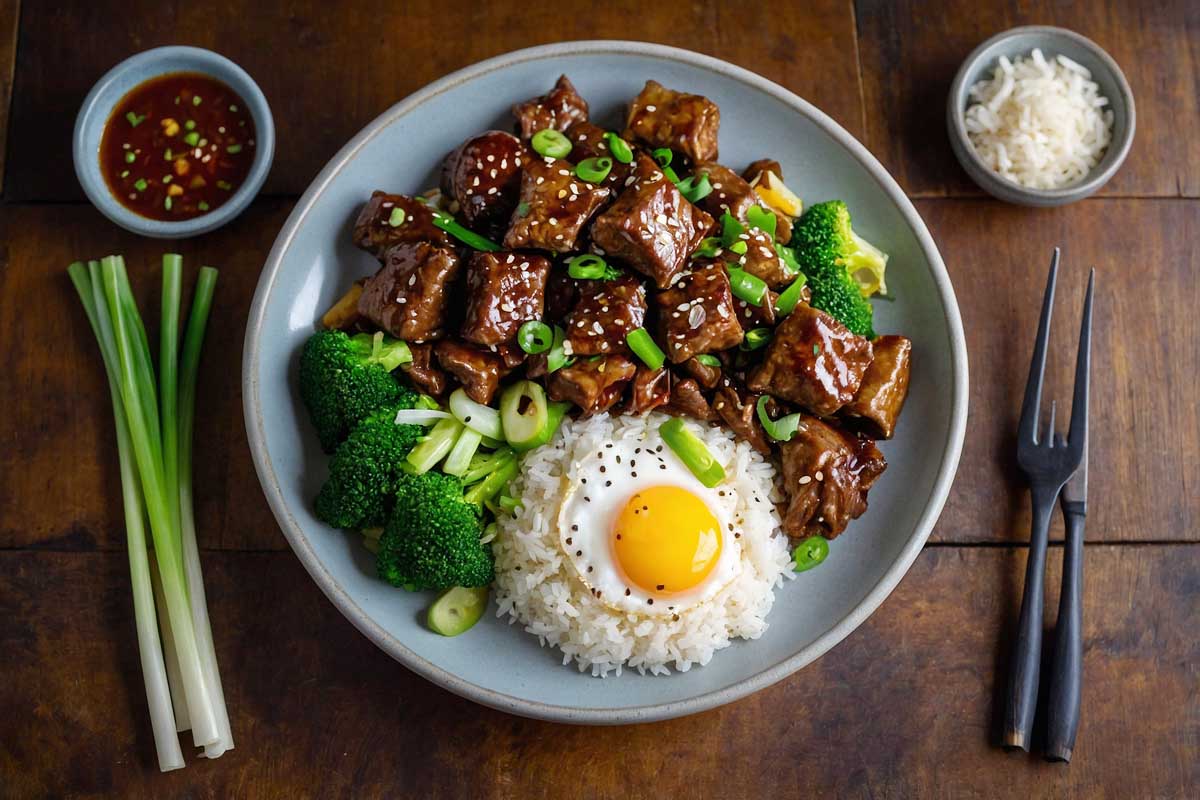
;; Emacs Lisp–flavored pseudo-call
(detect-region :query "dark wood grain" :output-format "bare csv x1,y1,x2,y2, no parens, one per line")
1,546,1196,798
3,0,863,202
0,0,18,189
855,0,1200,198
918,198,1200,543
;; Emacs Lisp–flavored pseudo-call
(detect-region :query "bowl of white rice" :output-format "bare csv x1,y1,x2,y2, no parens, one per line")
947,26,1135,206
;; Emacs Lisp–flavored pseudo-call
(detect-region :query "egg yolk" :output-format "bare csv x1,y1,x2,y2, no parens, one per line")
612,485,722,595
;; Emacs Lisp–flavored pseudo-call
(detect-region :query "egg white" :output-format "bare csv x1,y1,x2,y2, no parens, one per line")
556,433,743,617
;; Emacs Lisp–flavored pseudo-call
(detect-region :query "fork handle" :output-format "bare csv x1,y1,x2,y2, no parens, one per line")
1045,503,1085,762
1004,484,1059,750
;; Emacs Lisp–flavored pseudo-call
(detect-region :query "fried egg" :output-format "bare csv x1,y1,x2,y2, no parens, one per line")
556,435,743,617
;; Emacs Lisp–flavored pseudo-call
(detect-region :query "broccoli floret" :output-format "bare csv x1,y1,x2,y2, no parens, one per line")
376,472,494,590
789,200,886,338
299,330,416,452
314,405,424,530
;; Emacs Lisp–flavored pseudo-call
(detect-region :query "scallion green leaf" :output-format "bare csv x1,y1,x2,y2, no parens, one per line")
531,128,572,159
626,327,666,370
755,395,802,442
575,157,613,183
776,275,808,316
660,418,725,487
603,132,634,164
740,327,772,351
727,268,768,306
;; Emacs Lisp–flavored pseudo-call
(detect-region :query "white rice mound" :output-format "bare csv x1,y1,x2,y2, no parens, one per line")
964,48,1114,190
492,412,794,677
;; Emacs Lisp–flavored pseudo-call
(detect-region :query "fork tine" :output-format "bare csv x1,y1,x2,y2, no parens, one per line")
1067,268,1094,448
1046,400,1057,446
1019,248,1060,445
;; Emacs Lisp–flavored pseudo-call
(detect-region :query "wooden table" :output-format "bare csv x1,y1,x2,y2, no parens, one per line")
1,1,1197,796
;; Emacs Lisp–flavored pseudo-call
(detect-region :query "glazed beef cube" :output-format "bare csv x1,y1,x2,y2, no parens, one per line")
734,228,795,289
434,340,507,405
694,162,757,222
627,366,671,415
654,262,743,363
352,192,453,257
664,377,715,422
564,275,647,356
512,75,589,140
494,342,528,371
400,343,447,397
591,154,714,288
733,288,778,329
544,269,581,324
747,303,874,416
460,251,551,346
565,121,634,190
712,382,772,455
841,335,912,439
682,356,721,389
503,158,611,253
778,417,886,540
358,242,462,342
547,355,637,416
441,131,526,234
624,80,720,162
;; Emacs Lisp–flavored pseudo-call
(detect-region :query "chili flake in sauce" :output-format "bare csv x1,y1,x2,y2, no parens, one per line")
100,72,256,221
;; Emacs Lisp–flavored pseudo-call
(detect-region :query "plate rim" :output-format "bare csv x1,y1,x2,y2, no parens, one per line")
243,39,969,724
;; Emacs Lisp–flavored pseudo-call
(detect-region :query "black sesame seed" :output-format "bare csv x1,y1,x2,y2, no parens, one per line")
635,447,641,454
647,598,654,605
464,415,472,423
581,478,587,484
576,550,582,556
660,464,667,470
599,465,606,473
642,505,648,511
656,445,664,452
587,566,593,573
616,534,622,540
719,491,726,497
631,472,637,478
630,460,637,468
584,496,591,502
735,532,741,538
615,455,621,464
625,588,631,596
605,480,612,487
566,537,573,544
656,584,664,590
673,614,680,621
606,443,613,449
571,524,578,531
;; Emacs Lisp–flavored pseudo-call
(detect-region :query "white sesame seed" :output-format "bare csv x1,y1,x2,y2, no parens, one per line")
487,154,495,162
490,169,498,178
548,218,558,226
815,471,824,481
646,105,657,112
487,187,498,194
799,476,812,485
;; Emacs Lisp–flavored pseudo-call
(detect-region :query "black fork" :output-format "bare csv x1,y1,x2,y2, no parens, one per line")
1003,249,1092,751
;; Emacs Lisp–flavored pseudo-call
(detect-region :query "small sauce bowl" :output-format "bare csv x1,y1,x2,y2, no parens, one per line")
74,46,274,238
947,26,1135,206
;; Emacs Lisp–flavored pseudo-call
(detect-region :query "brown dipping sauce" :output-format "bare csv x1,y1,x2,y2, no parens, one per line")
100,72,256,221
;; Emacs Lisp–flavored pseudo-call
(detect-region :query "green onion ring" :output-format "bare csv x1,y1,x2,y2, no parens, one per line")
755,395,803,442
776,275,809,317
660,418,725,488
531,129,572,159
517,320,553,354
431,211,501,252
727,268,768,306
603,132,634,164
694,354,722,367
740,327,772,351
651,147,674,167
625,327,666,371
575,157,613,183
677,174,713,204
792,536,830,572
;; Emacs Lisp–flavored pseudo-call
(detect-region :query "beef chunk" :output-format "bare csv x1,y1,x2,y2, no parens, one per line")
682,356,721,389
357,242,462,342
664,377,715,422
743,159,783,183
544,269,580,324
352,192,453,257
460,251,551,346
565,121,634,190
841,335,912,439
441,131,526,234
590,154,714,288
747,303,874,416
433,340,507,405
627,366,671,415
503,158,611,253
512,75,589,140
494,342,528,371
399,343,447,397
778,417,886,540
712,382,772,455
694,162,757,222
734,228,795,289
547,355,637,416
624,80,720,162
565,274,647,356
654,262,743,363
733,288,778,329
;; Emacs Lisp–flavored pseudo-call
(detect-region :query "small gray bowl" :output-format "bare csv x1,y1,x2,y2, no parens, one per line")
73,46,274,238
947,26,1134,206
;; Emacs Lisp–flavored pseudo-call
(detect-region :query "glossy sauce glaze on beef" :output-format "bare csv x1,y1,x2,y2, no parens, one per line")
339,74,913,547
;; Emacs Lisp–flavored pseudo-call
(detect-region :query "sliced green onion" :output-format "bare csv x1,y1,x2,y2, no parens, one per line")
793,536,830,572
776,243,802,276
125,151,137,164
603,132,633,164
226,144,243,154
692,237,723,260
500,380,549,450
741,327,772,351
662,165,680,184
427,586,489,636
463,451,518,506
216,180,232,190
566,253,619,280
442,426,484,477
461,447,515,484
694,354,722,367
755,395,802,442
192,95,202,106
498,495,523,514
517,320,553,354
660,418,725,488
416,394,440,410
163,197,173,211
651,147,673,167
510,399,568,454
546,324,574,373
125,111,145,127
364,330,413,370
164,149,174,161
677,174,713,204
515,201,531,217
185,119,196,131
394,408,452,426
531,128,572,159
728,240,748,255
626,327,666,370
431,211,501,252
776,274,808,316
727,268,768,306
183,131,200,147
448,387,503,440
575,157,613,183
197,201,210,212
746,205,777,240
387,207,406,227
720,212,745,247
120,169,129,179
134,178,148,191
162,175,172,184
405,417,463,474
